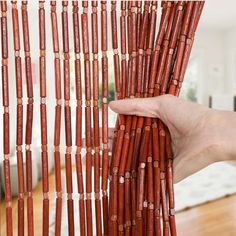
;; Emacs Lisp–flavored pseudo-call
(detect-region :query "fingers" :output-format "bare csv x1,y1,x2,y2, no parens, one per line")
109,97,159,117
109,95,177,120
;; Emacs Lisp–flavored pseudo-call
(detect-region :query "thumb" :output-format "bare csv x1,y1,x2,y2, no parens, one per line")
109,95,173,124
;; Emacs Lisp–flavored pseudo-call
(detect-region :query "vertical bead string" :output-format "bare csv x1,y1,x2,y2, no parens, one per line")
72,1,86,235
38,1,50,235
119,2,134,235
1,2,13,236
50,2,63,235
91,1,103,235
110,1,125,235
21,1,35,235
109,0,129,233
81,1,93,235
61,1,75,235
100,1,109,235
11,2,24,235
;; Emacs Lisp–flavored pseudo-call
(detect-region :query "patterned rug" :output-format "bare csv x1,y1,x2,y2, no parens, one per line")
49,161,236,235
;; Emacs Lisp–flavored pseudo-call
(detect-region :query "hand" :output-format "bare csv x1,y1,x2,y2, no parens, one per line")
109,95,236,183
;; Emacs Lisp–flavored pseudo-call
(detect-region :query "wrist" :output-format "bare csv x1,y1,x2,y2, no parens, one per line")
210,110,236,162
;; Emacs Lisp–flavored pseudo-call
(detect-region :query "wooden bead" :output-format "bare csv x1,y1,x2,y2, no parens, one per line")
25,56,33,98
6,207,13,236
2,65,9,107
79,199,86,236
15,57,23,98
17,151,24,193
85,106,92,147
64,59,70,100
102,56,108,97
39,56,46,97
54,151,62,192
26,150,32,192
25,103,33,144
1,112,9,149
76,106,82,147
93,106,100,147
92,59,99,100
40,104,48,145
102,148,109,190
137,165,145,211
4,159,12,202
12,8,20,51
102,103,108,144
39,7,45,50
62,10,69,53
75,154,84,194
84,60,91,100
54,197,62,235
43,199,49,235
1,16,8,59
21,6,30,52
54,58,61,100
51,10,59,53
18,198,24,235
86,151,93,193
65,154,73,194
27,196,34,235
16,104,23,145
101,6,107,51
81,13,89,54
91,11,98,54
42,152,49,192
67,199,75,235
64,105,72,147
54,105,61,146
1,1,7,12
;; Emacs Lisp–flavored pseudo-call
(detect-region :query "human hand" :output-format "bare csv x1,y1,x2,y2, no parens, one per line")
109,95,235,183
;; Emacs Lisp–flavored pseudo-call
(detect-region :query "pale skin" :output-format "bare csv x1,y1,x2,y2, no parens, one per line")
109,95,236,183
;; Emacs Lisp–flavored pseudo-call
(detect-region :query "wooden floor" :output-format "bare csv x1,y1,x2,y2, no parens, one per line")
1,171,236,236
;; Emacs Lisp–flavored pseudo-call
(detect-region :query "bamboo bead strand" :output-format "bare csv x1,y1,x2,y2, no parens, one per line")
100,1,109,235
21,1,35,235
38,2,50,235
61,1,75,235
91,1,103,235
11,2,25,235
110,1,126,235
72,1,86,235
1,2,13,235
81,1,94,235
50,2,63,235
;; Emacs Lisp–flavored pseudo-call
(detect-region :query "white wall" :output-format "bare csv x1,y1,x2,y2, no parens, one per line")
224,29,236,94
190,27,236,106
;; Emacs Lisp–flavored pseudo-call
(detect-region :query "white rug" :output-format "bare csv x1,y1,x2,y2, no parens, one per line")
174,161,236,211
49,162,236,235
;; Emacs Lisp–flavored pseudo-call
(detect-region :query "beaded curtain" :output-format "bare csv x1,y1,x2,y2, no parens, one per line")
0,1,204,236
